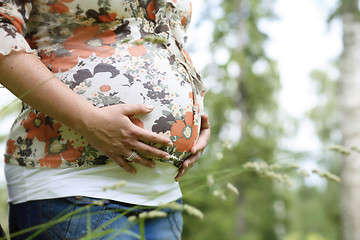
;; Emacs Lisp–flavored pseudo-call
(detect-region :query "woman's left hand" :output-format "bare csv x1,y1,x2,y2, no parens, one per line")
175,114,211,182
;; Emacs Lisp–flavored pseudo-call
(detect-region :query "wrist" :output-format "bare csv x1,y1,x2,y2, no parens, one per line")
67,103,99,136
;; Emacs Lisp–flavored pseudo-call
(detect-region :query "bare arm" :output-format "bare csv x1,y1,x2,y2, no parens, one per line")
0,51,173,173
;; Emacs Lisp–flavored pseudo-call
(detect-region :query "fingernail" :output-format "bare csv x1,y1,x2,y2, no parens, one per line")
146,105,154,111
180,169,185,174
164,155,170,160
167,141,173,146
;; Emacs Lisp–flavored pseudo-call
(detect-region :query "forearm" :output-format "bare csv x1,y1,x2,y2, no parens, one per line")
0,51,95,132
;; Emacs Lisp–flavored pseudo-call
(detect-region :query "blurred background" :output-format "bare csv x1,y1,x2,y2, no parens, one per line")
2,0,359,239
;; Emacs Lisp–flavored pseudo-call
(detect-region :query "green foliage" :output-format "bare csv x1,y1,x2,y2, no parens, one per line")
182,0,343,239
328,0,359,22
182,188,238,240
0,92,19,239
0,187,9,239
0,102,21,121
308,69,339,143
0,1,343,239
182,0,286,239
286,232,331,240
301,44,341,240
306,68,341,238
285,184,341,240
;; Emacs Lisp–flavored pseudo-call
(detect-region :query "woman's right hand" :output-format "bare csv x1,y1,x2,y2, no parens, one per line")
78,104,173,174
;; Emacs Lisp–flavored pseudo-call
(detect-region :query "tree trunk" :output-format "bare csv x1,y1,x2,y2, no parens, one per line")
339,11,360,240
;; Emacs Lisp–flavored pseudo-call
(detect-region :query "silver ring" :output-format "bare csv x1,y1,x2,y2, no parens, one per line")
125,151,137,162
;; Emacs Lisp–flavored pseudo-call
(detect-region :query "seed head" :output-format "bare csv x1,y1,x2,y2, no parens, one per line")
207,175,215,187
103,180,127,191
183,204,204,220
329,145,351,155
138,210,167,219
226,182,239,196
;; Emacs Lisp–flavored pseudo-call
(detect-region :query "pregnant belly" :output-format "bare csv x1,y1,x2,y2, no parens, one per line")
57,48,202,168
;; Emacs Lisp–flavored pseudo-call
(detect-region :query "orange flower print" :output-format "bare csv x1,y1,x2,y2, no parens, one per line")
49,26,117,72
146,0,156,21
21,112,61,142
64,26,117,58
48,0,74,14
26,35,39,49
5,139,17,163
182,49,193,65
6,139,16,155
189,92,195,103
39,138,82,168
128,41,147,57
181,17,187,26
99,12,117,22
100,85,111,92
39,156,62,168
48,53,79,73
40,52,52,67
171,111,198,152
190,2,192,19
0,12,24,33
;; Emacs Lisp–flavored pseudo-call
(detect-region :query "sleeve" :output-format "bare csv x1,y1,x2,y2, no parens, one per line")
0,0,37,56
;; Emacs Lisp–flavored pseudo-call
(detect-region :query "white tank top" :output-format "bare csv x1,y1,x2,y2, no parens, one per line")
5,161,182,206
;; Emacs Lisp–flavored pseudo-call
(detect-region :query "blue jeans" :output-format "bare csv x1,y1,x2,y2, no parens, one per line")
9,197,183,240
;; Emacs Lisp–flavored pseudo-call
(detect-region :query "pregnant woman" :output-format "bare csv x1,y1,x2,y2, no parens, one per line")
0,0,210,239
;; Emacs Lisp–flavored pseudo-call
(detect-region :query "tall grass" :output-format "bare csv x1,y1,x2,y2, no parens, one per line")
0,186,9,239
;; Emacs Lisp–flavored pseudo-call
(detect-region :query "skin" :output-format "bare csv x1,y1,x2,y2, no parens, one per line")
175,114,210,181
0,51,210,180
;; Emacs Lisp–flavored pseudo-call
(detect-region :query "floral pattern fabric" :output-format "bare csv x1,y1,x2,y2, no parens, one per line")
1,0,205,168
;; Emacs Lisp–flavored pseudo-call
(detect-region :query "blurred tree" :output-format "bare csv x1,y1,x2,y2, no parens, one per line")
0,0,345,239
332,0,360,238
181,0,285,239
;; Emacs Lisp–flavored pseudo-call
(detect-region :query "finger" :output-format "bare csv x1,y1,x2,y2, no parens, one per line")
191,128,210,154
130,152,156,169
137,130,173,147
191,130,210,154
120,119,173,147
112,155,137,174
201,114,210,129
191,114,210,154
120,104,154,116
133,141,170,160
182,151,201,169
175,152,201,182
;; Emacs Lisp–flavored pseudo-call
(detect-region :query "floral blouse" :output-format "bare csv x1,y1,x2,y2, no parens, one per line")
1,0,205,168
